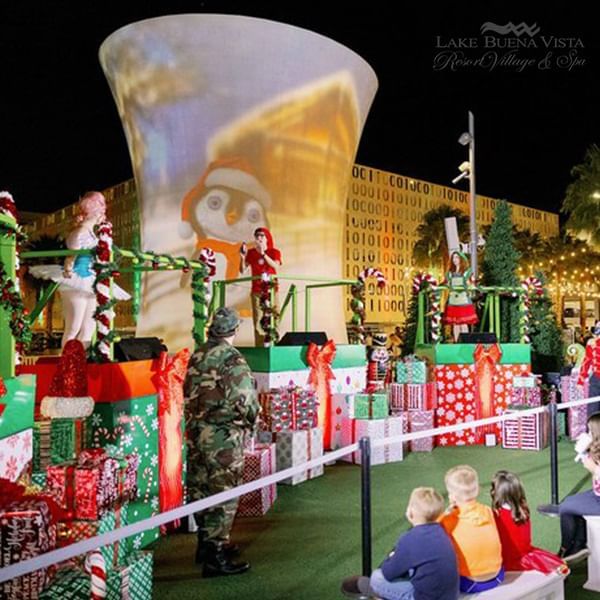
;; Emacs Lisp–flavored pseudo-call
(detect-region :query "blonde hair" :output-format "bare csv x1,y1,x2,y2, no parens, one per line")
408,487,445,522
445,465,479,502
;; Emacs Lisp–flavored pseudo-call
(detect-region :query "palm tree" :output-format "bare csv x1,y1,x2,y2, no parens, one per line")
412,205,469,276
562,144,600,249
22,234,65,339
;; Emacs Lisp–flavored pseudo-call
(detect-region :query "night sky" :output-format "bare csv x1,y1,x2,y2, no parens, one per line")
2,2,598,218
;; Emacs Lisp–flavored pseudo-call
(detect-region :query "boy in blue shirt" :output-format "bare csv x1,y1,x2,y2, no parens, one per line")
343,487,459,600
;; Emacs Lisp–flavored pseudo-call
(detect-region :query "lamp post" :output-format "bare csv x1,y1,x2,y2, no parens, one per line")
452,111,478,277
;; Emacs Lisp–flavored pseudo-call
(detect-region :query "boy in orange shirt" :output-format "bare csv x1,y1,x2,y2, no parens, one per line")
440,465,504,593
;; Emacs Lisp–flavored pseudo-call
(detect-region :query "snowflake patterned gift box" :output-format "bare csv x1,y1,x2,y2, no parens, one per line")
502,407,549,451
407,410,435,452
275,427,323,485
238,442,277,516
340,416,404,465
0,427,33,482
0,498,57,599
346,392,389,419
88,395,160,548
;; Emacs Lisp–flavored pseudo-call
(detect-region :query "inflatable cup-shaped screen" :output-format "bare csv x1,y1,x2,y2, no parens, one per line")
100,14,378,348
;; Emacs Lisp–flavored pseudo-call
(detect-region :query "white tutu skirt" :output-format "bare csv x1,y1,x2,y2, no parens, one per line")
28,265,131,301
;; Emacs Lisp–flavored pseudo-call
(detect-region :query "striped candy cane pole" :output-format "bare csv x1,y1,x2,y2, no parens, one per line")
94,221,115,362
358,267,386,289
85,550,107,599
412,272,441,341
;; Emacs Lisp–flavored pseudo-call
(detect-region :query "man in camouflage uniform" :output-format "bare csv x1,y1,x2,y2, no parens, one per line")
184,307,259,577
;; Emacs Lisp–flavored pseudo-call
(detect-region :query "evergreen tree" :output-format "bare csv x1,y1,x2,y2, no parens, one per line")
562,144,600,249
481,200,521,342
400,285,420,356
529,271,564,372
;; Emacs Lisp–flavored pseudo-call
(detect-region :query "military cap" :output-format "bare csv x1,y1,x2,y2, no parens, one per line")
208,307,241,338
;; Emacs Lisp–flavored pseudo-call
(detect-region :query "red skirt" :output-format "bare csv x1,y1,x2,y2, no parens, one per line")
444,303,478,325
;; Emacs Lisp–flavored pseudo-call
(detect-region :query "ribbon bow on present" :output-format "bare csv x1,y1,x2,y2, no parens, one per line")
155,348,190,415
307,339,336,449
473,343,503,435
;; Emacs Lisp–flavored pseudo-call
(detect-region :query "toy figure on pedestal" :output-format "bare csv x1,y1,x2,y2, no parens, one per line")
443,251,478,342
29,192,130,348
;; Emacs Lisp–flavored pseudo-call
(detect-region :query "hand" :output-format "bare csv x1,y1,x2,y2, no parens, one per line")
257,238,267,254
240,242,247,256
63,267,73,279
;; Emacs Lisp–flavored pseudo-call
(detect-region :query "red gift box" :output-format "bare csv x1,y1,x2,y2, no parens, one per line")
259,387,318,432
237,443,277,517
389,383,405,411
46,449,120,520
0,498,57,599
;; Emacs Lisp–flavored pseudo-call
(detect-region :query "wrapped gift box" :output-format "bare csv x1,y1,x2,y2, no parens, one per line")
406,383,437,411
39,551,153,600
510,386,542,407
275,427,323,485
329,393,349,450
33,420,52,472
340,416,404,465
408,410,435,452
46,451,120,520
238,443,277,516
389,383,405,411
561,374,589,404
88,395,160,548
347,393,388,420
0,427,33,482
502,407,549,451
57,504,130,568
434,363,530,446
0,375,36,440
259,387,318,432
396,358,427,384
568,404,588,441
50,418,89,465
0,498,56,599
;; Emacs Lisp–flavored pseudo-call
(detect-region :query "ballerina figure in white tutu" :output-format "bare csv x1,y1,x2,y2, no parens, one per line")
29,191,130,348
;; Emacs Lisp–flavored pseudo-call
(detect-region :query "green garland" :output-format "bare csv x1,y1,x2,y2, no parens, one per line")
0,262,31,353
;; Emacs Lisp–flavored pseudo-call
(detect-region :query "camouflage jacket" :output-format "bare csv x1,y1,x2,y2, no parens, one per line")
183,338,259,432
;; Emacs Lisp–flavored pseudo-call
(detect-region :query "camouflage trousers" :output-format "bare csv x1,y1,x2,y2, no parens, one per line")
187,424,245,544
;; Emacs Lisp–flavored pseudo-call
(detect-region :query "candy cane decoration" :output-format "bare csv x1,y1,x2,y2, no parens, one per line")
349,268,387,344
84,550,107,599
412,272,442,342
519,277,544,343
142,466,156,503
93,220,115,362
198,248,216,281
122,414,151,439
358,267,386,288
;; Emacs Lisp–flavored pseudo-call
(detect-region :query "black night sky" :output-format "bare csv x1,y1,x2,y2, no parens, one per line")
1,1,598,218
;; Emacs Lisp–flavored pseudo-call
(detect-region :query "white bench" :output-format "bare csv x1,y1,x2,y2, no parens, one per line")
459,570,564,600
584,515,600,591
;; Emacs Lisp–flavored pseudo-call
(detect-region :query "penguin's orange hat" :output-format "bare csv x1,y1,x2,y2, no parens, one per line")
178,157,271,240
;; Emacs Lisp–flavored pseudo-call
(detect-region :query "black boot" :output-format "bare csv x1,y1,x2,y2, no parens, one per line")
202,543,250,577
196,539,241,564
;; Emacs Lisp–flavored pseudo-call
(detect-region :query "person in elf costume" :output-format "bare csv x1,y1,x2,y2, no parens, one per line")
443,250,478,342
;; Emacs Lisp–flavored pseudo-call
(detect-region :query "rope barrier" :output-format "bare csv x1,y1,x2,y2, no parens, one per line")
2,395,598,584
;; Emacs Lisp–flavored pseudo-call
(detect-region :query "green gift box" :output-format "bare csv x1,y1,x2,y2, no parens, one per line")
0,374,36,439
88,395,160,548
39,569,89,599
396,360,427,384
106,551,153,600
347,393,388,419
50,418,90,464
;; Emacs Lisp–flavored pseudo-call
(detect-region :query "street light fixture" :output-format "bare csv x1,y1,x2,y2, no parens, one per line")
452,111,478,277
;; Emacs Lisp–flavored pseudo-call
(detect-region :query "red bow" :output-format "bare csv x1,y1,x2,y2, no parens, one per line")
306,339,336,449
155,349,190,415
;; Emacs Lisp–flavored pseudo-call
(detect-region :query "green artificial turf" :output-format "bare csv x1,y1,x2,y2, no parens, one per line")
152,440,595,599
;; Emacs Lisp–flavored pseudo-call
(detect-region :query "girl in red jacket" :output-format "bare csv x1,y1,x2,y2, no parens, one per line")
490,470,568,574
